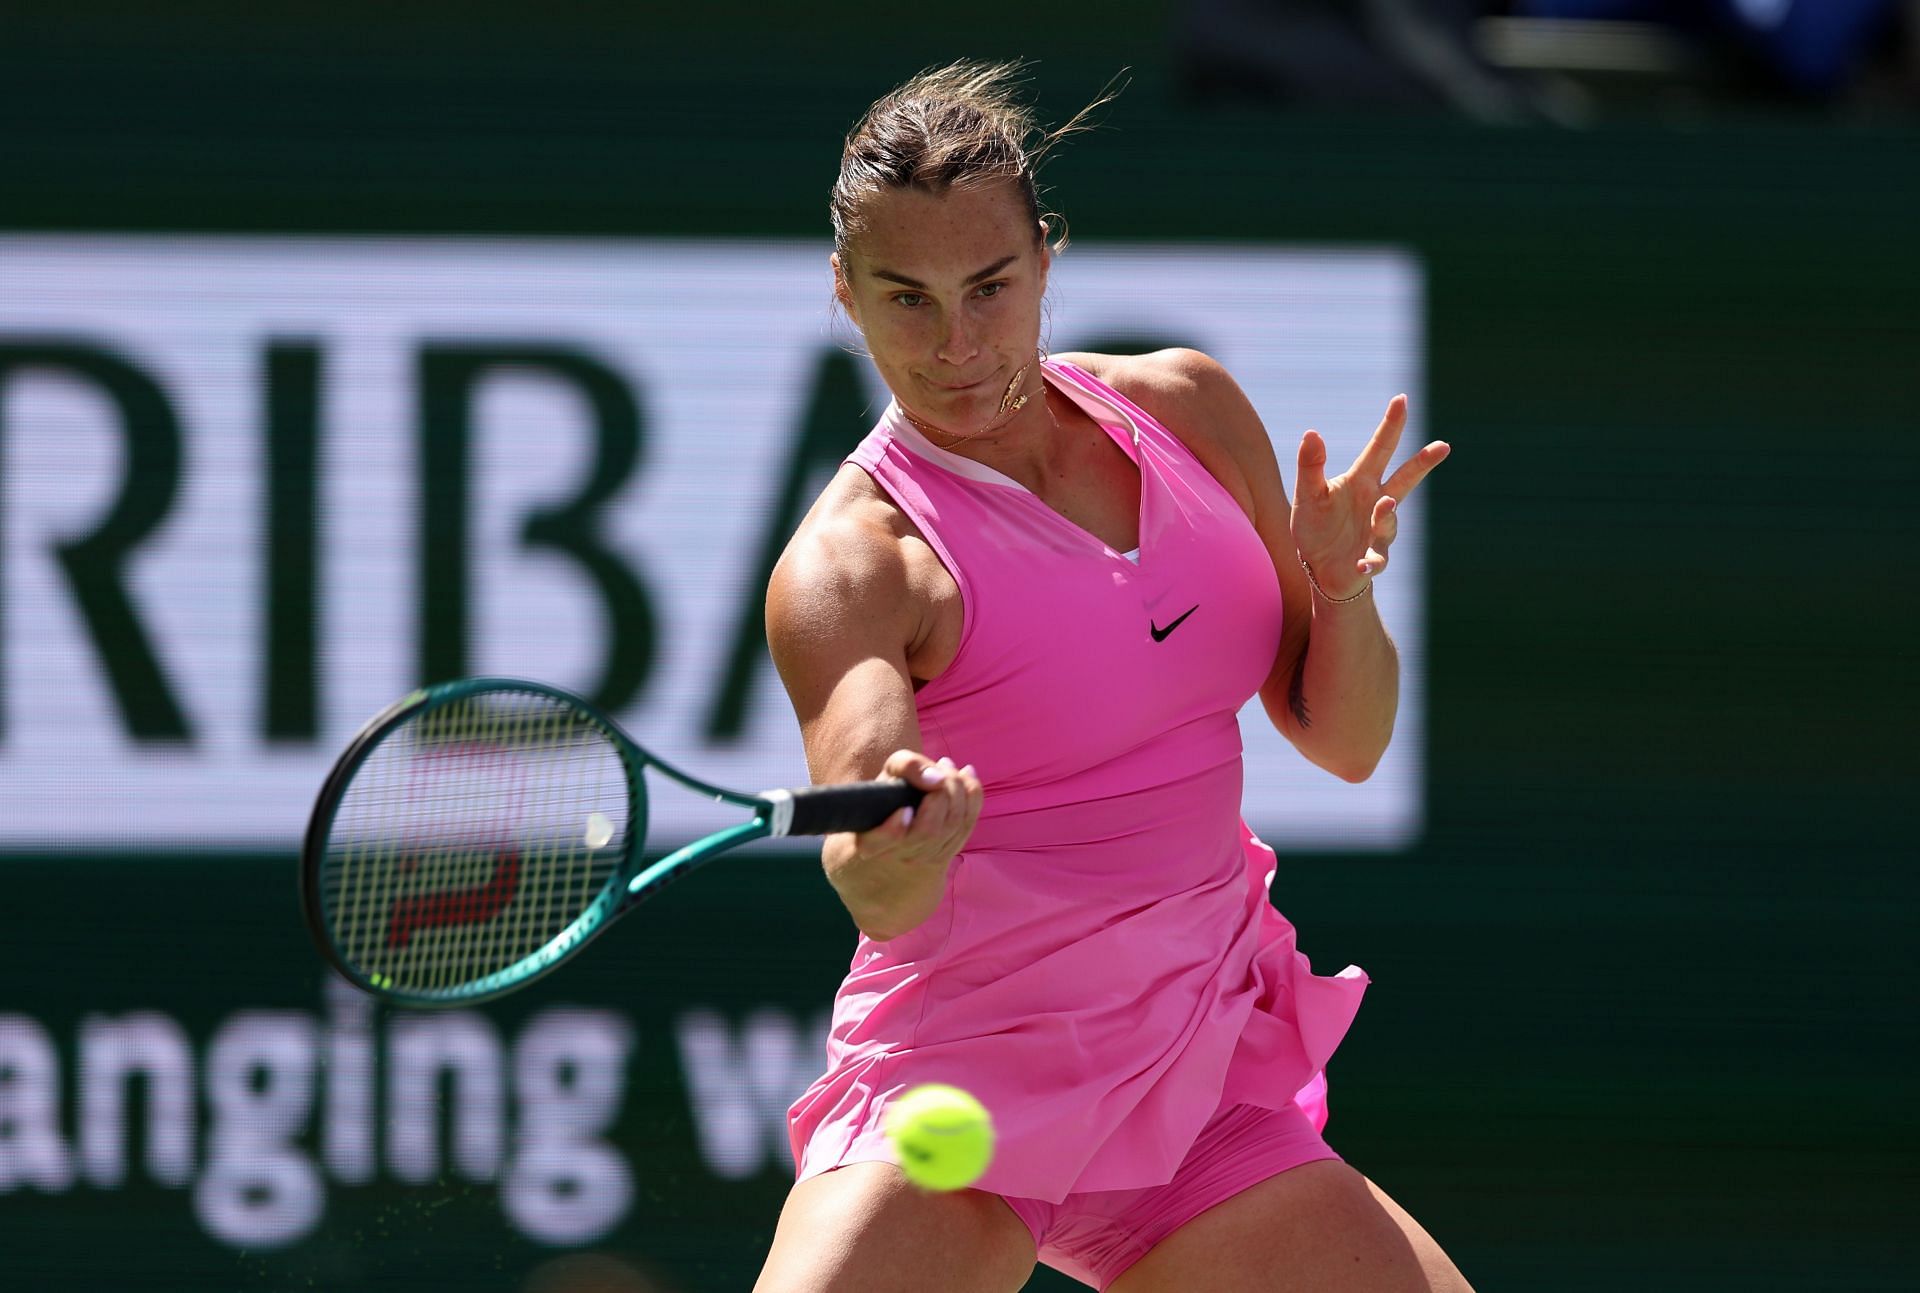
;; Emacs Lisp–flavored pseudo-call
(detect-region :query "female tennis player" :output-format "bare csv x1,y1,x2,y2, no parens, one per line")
757,62,1468,1292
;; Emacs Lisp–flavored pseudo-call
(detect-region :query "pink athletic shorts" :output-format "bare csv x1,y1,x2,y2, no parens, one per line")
997,1099,1343,1290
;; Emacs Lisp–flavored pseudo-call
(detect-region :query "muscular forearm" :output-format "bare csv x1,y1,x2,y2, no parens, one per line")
1289,591,1400,782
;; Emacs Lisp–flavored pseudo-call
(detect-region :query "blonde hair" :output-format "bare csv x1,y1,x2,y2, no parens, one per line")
830,60,1122,259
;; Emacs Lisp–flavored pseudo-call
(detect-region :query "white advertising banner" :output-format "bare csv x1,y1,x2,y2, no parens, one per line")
0,236,1424,851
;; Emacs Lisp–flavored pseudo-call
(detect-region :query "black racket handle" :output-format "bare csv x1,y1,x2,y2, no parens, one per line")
773,778,926,836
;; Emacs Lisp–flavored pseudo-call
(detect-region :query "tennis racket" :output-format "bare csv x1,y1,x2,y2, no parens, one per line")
302,677,922,1008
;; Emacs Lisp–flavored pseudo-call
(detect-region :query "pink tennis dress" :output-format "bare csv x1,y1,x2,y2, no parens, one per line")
786,359,1369,1205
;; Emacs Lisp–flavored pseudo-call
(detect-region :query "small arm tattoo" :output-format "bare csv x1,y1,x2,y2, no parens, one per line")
1287,663,1311,729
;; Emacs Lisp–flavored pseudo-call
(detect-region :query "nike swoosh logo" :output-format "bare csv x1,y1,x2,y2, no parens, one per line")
1150,605,1199,642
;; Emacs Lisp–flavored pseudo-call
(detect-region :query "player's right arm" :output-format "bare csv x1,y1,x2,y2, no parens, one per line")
765,467,983,942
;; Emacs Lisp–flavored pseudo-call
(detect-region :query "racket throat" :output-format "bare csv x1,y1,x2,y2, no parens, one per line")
626,819,772,895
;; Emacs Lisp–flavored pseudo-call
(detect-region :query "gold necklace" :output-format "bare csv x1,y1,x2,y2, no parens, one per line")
900,361,1041,447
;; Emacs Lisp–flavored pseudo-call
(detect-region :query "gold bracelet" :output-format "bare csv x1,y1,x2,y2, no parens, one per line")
1299,558,1373,604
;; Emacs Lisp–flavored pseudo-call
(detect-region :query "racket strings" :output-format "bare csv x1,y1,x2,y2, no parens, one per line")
321,690,634,994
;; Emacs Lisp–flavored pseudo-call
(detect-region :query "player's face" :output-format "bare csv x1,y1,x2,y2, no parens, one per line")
834,180,1049,437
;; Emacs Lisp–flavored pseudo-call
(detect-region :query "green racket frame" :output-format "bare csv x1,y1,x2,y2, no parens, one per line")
302,677,915,1008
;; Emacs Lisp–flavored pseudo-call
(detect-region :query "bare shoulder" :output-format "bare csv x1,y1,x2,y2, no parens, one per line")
764,465,942,785
766,465,917,656
1053,348,1275,516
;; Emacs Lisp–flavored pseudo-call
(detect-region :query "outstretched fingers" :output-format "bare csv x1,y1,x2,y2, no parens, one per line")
1353,394,1409,481
1295,428,1331,503
1383,438,1452,502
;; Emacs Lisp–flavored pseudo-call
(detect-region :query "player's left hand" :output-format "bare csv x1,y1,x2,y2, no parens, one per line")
1290,395,1449,600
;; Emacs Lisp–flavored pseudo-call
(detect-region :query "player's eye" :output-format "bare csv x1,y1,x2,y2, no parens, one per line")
892,292,926,308
977,281,1005,299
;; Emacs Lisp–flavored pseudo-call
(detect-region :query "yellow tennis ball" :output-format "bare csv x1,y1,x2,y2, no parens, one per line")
883,1083,995,1192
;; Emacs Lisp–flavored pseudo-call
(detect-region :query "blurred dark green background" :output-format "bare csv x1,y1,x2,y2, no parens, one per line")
2,4,1916,1290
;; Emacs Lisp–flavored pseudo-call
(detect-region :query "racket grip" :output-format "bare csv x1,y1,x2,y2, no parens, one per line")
771,779,925,837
